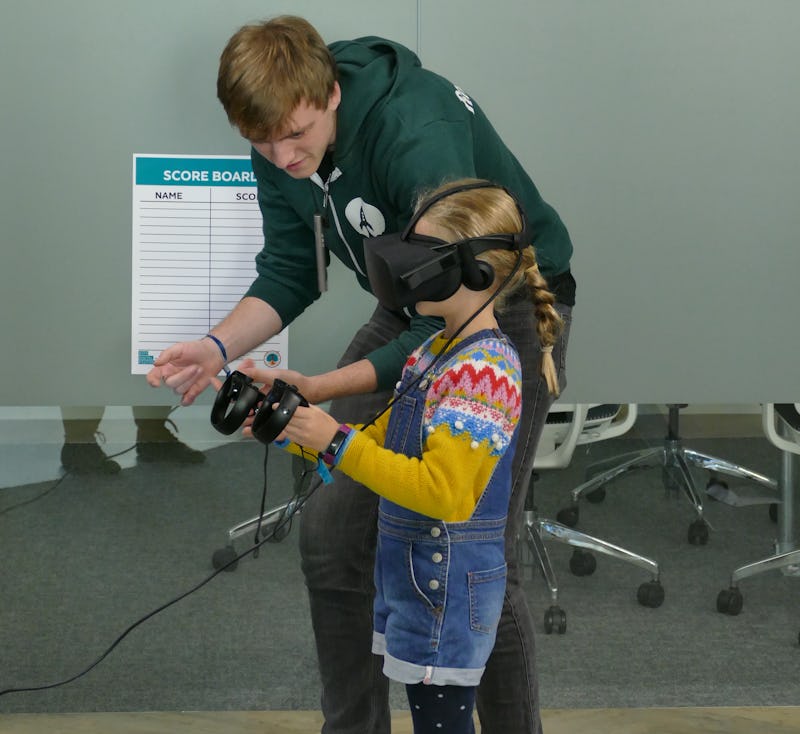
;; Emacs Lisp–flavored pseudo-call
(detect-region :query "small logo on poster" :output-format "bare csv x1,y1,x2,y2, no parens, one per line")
263,351,281,368
138,350,155,365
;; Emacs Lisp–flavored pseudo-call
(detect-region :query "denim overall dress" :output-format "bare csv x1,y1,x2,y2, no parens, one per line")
371,329,518,687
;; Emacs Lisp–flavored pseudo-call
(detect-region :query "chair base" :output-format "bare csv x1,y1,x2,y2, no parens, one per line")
564,406,777,545
519,508,664,635
717,434,799,616
211,455,316,572
211,498,304,572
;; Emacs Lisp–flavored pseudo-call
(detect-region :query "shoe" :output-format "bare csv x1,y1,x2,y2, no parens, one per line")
61,440,121,475
136,419,206,464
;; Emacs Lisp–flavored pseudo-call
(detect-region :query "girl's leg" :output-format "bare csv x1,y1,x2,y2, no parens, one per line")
405,683,476,734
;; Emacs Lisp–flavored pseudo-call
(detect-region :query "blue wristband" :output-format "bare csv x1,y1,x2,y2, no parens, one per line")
316,458,334,485
205,334,231,376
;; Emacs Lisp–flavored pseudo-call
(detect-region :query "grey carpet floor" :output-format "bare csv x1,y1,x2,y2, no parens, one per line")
1,434,798,714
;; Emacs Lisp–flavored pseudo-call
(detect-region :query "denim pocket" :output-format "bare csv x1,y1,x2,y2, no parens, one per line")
468,563,507,634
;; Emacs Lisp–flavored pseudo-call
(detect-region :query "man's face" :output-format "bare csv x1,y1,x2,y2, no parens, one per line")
249,83,341,179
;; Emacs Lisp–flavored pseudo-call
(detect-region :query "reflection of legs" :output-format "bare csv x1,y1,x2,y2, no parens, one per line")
60,406,121,474
476,300,572,734
134,405,205,464
299,307,407,734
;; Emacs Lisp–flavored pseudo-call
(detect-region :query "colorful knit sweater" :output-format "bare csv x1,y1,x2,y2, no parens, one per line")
336,330,522,522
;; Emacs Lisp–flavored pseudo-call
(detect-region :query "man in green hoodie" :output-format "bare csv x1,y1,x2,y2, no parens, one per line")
148,15,575,734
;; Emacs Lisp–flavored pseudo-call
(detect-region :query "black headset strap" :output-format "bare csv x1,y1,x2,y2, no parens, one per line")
401,181,529,249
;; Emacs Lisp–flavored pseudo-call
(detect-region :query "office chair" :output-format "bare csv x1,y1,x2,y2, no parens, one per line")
520,404,664,635
211,453,316,571
557,404,778,545
717,403,800,618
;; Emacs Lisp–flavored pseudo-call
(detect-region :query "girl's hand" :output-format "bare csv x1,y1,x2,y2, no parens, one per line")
279,404,341,453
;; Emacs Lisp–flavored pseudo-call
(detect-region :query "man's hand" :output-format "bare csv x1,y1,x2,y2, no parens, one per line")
237,360,322,403
146,338,225,405
145,298,284,406
238,358,379,407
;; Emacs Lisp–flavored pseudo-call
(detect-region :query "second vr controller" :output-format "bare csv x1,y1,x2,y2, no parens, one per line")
210,370,308,443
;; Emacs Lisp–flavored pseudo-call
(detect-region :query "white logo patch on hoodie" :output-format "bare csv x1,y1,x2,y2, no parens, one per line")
345,197,386,238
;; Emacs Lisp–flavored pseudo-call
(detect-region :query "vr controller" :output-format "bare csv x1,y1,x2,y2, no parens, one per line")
210,370,308,444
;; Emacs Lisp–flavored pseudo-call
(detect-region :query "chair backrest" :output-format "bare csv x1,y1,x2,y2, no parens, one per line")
534,403,638,470
762,403,800,456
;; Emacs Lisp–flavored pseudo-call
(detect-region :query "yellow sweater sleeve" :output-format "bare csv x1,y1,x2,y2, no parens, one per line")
276,412,498,522
337,425,500,522
279,337,520,523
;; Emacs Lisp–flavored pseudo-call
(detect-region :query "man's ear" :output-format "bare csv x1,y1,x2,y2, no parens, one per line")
328,81,342,111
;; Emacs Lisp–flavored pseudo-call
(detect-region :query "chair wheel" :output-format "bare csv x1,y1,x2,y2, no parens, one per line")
637,580,665,608
569,549,597,577
212,545,239,571
688,519,709,545
556,505,579,527
769,503,778,523
544,605,567,634
705,478,728,501
586,487,606,504
717,587,743,615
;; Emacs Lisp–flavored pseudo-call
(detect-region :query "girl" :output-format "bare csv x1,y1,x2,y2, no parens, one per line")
257,179,561,733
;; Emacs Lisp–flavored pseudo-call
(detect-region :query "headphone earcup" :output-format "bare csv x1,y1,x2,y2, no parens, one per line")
458,242,495,291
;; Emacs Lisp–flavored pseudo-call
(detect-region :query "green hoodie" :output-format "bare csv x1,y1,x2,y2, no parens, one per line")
246,36,573,390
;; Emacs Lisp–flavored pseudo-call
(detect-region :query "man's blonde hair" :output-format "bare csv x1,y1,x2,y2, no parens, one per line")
217,15,337,142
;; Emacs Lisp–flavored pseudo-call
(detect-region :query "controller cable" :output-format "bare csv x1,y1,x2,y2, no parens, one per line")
1,250,521,698
0,443,320,699
0,443,137,518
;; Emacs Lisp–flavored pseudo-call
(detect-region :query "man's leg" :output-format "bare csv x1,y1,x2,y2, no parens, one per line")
299,307,409,734
133,405,205,464
60,406,121,475
477,301,572,734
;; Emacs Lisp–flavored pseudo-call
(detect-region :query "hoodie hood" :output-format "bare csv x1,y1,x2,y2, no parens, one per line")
329,37,421,162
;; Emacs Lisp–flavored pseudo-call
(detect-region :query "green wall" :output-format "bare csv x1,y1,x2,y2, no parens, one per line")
1,1,797,405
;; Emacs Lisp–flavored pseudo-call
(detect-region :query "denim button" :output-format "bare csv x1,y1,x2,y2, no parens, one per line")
430,527,441,537
432,552,443,563
428,579,440,590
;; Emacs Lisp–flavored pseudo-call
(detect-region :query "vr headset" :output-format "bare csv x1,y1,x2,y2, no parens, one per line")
363,181,529,311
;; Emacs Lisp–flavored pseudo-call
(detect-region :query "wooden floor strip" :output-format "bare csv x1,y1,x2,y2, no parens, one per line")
1,707,799,734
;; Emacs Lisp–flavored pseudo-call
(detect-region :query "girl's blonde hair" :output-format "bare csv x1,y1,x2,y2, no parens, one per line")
416,179,564,395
